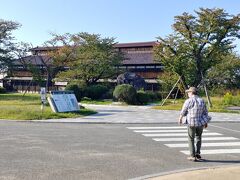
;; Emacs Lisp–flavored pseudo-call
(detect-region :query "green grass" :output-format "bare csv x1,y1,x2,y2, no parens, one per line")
81,99,113,105
154,96,240,113
0,93,96,120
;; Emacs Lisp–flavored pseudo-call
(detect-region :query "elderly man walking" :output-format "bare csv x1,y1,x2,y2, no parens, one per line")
178,87,211,161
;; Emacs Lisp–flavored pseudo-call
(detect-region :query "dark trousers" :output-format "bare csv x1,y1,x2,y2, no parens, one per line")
187,126,204,157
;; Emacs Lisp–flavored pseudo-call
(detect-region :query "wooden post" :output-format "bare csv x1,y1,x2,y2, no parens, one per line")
161,76,181,106
201,72,212,108
173,87,180,104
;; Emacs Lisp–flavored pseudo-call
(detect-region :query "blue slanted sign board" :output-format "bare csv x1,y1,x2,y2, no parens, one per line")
48,91,80,112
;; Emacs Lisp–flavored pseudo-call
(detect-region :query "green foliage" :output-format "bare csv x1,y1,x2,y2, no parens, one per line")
154,8,240,87
13,42,59,90
65,83,110,101
207,86,228,96
154,97,239,113
158,71,183,95
136,91,162,105
81,97,92,101
136,91,150,105
65,84,84,101
223,92,234,105
207,53,240,89
85,85,108,100
65,82,87,102
101,88,114,99
80,98,113,105
0,93,96,120
146,91,162,102
46,32,124,85
113,84,137,104
222,92,240,106
0,87,6,94
27,63,45,86
0,19,21,70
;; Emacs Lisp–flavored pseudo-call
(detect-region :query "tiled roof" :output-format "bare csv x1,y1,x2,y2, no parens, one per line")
23,41,161,66
30,41,159,51
114,41,158,48
13,55,53,66
13,53,159,66
123,52,156,64
30,46,60,51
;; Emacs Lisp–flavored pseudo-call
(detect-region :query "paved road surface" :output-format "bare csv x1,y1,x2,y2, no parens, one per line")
0,120,240,180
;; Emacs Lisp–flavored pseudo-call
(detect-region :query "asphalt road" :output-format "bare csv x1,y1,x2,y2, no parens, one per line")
0,121,240,180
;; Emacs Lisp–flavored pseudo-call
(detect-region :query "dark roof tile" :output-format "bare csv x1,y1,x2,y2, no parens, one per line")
13,56,53,66
30,41,159,51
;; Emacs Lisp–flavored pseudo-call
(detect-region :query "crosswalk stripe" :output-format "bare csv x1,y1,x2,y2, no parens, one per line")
143,132,222,137
126,126,240,156
127,126,187,130
165,142,240,147
134,129,208,133
181,149,240,155
153,137,238,142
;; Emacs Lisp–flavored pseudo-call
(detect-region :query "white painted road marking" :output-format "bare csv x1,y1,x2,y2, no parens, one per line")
181,149,240,155
134,129,208,133
153,137,238,142
165,142,240,147
143,132,222,137
127,126,187,130
127,125,240,155
135,130,187,133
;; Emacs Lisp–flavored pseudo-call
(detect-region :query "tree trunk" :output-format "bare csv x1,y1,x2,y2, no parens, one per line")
45,71,50,92
180,75,188,90
193,56,203,87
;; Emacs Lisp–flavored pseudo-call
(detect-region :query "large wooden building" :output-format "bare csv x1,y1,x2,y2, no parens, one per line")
0,41,163,92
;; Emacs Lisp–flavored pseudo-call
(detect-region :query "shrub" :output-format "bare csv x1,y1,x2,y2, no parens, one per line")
222,92,240,106
222,92,233,105
65,84,83,101
81,97,92,101
208,86,228,96
101,88,114,99
146,91,161,102
85,85,108,100
0,87,6,94
113,84,137,104
136,91,150,105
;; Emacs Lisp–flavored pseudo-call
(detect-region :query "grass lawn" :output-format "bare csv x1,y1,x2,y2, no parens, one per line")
154,96,240,114
0,93,96,120
81,99,113,105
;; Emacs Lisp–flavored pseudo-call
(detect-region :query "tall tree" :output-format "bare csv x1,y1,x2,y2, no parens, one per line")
45,32,124,86
13,42,62,91
0,19,20,71
154,8,240,88
207,53,240,89
14,42,46,88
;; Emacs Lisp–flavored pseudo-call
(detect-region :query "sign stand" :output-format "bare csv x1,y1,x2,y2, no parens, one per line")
40,87,47,118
